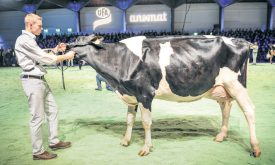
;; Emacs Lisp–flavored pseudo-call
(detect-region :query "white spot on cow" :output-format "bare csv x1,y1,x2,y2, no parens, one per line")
155,42,175,96
214,67,240,87
204,35,235,47
120,36,146,60
159,42,173,68
203,35,216,38
221,36,235,47
115,90,138,106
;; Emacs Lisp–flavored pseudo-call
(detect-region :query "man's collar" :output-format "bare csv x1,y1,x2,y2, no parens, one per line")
22,30,36,39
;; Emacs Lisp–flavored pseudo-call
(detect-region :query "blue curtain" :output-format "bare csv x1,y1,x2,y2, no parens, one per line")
267,0,275,7
213,0,239,8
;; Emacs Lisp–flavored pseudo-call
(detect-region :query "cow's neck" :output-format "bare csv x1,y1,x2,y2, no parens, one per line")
85,43,142,89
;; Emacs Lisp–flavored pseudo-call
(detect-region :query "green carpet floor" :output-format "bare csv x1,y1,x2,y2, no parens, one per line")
0,64,274,165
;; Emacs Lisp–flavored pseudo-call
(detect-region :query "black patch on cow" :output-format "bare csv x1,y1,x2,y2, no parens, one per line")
166,38,225,96
72,41,162,110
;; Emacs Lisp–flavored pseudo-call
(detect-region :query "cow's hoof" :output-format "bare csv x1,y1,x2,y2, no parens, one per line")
214,133,227,142
250,146,261,158
250,151,261,158
138,145,153,156
120,139,130,147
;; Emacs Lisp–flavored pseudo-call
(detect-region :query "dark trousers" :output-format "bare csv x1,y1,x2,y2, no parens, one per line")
96,74,112,90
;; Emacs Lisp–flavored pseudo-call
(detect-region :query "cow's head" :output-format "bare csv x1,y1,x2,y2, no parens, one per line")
67,34,104,59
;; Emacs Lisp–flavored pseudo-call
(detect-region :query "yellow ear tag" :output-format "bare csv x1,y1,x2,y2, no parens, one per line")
94,39,101,45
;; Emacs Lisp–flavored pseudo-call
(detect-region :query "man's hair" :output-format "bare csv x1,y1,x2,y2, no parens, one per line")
24,13,42,27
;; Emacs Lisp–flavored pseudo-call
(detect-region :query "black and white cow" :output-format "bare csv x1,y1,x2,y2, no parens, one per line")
68,35,261,157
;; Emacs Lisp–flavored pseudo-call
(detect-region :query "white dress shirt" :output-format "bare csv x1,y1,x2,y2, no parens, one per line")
15,30,57,76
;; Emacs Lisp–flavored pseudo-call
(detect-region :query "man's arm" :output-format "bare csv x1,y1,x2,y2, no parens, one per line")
53,43,75,63
56,51,75,63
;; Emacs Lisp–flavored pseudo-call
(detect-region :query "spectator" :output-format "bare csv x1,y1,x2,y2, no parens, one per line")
4,48,12,66
95,73,112,91
0,47,3,67
30,28,275,64
250,42,259,65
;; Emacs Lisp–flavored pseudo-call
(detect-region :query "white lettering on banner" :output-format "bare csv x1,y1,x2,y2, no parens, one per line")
129,12,167,23
93,7,112,30
96,7,110,18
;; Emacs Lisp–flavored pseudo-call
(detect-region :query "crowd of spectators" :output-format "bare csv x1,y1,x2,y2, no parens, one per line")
0,28,275,67
212,28,275,62
0,47,17,67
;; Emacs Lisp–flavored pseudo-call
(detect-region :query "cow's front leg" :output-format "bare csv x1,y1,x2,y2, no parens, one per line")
138,103,153,156
121,105,137,146
215,100,232,142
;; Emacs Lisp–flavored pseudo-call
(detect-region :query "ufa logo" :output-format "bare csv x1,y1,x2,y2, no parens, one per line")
93,7,112,30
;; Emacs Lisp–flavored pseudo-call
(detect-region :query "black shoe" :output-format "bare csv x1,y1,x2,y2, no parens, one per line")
49,141,71,150
33,151,57,160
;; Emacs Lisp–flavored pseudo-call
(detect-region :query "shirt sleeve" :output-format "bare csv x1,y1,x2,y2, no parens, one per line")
19,38,57,65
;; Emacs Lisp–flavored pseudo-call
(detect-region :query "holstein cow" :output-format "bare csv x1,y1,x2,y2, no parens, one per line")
266,44,275,64
67,35,261,157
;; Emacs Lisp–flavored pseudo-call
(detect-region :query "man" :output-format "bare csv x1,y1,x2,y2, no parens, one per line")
4,48,12,66
0,47,3,67
267,44,275,64
15,13,75,160
95,73,112,91
250,41,258,65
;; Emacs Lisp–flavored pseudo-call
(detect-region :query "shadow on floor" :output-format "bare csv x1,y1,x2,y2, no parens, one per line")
60,116,250,152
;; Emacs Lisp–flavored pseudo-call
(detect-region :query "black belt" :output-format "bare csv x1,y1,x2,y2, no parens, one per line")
23,67,35,72
22,75,45,80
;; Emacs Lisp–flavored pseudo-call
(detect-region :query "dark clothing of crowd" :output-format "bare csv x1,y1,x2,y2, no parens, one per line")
0,48,17,67
35,29,275,64
211,29,275,62
1,28,275,67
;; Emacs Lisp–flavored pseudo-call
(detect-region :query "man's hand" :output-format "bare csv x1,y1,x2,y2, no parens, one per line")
57,43,67,52
52,43,67,53
55,51,75,63
67,51,75,60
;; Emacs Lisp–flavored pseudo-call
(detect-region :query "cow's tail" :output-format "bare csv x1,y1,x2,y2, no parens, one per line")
239,56,248,88
238,45,249,88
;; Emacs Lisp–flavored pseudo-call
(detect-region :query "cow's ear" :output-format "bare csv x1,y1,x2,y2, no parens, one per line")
91,36,104,45
89,36,104,49
91,36,104,42
90,42,105,50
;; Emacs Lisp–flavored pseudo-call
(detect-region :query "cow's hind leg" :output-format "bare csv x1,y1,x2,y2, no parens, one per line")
138,103,153,156
210,86,232,142
215,100,232,142
223,79,261,157
121,105,138,146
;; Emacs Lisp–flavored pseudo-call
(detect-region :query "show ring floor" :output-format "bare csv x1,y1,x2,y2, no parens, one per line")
0,64,274,165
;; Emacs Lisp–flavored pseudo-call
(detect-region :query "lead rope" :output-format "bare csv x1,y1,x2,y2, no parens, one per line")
43,48,69,90
56,51,69,90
